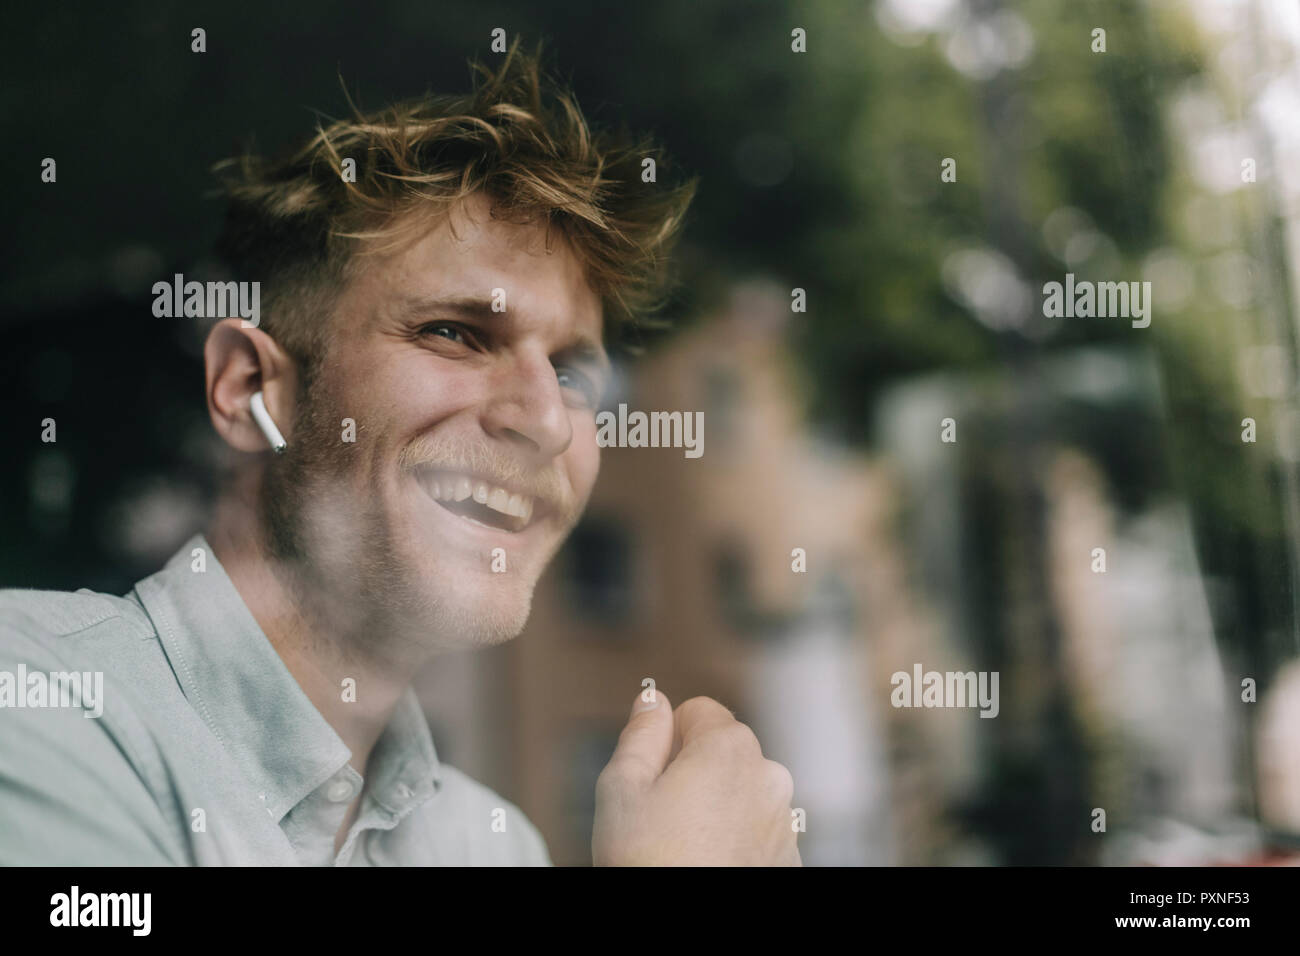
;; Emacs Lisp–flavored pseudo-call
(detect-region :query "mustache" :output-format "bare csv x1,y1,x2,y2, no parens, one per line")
397,434,578,516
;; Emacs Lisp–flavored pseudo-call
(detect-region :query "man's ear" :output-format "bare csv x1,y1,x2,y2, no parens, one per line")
204,318,300,454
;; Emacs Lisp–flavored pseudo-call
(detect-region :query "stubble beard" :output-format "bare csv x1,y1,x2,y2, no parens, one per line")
258,370,547,666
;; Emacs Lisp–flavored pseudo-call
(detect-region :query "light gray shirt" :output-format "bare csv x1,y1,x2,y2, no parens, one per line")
0,535,550,866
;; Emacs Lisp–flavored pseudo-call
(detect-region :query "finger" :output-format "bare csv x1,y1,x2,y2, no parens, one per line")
602,689,675,794
671,696,737,758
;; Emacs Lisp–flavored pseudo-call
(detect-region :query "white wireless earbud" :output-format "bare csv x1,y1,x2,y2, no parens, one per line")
249,390,287,455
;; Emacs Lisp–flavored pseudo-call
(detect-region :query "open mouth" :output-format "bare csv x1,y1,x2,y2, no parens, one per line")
418,470,535,533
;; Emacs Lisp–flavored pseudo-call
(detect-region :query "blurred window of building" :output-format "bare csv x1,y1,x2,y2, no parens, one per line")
564,516,635,625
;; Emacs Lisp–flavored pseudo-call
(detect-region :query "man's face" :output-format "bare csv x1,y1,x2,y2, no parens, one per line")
265,192,607,655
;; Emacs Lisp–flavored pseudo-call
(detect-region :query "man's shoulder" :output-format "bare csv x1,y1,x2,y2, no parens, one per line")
0,584,172,728
426,764,552,866
0,585,154,655
0,587,189,865
0,583,173,741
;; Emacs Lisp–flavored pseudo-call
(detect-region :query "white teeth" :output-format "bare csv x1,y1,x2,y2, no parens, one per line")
425,472,535,526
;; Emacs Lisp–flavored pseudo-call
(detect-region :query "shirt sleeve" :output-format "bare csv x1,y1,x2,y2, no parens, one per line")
515,808,553,867
0,630,186,866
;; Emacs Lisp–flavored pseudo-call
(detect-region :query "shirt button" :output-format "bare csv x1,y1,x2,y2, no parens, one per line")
395,783,412,800
326,778,354,803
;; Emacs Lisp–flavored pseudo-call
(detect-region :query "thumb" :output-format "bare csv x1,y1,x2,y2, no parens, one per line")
604,688,674,794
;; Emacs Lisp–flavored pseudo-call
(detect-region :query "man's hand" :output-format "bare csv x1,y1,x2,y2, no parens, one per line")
592,690,801,866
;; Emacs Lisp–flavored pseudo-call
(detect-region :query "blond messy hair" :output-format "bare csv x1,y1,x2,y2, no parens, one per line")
212,39,697,366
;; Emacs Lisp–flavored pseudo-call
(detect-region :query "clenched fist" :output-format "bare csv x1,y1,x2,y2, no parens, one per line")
592,691,801,866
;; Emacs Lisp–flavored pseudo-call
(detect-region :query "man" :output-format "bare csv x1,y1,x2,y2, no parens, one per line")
0,43,799,866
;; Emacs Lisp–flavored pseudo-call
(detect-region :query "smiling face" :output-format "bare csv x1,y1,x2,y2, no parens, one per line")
262,192,607,656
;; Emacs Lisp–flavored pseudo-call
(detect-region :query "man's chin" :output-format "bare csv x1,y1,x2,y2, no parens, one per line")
409,573,536,650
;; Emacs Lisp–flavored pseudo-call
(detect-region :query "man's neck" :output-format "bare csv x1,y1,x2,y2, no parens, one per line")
205,487,409,781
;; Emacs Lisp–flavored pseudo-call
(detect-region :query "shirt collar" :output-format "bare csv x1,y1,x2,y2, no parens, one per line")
130,534,442,822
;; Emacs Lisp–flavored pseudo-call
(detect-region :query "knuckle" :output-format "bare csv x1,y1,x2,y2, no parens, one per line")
598,752,654,796
594,764,620,798
716,721,761,756
761,760,795,803
595,761,631,800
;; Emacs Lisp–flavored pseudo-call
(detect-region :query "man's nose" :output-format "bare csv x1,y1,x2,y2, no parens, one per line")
480,351,573,460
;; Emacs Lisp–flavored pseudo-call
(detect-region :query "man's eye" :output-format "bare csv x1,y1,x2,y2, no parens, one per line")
557,368,598,407
418,323,488,350
421,324,467,344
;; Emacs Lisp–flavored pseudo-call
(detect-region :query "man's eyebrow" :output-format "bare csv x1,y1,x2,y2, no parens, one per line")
396,294,610,372
394,294,499,322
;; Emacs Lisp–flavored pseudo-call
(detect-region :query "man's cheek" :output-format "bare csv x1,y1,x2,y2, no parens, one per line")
575,421,601,484
570,461,599,521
